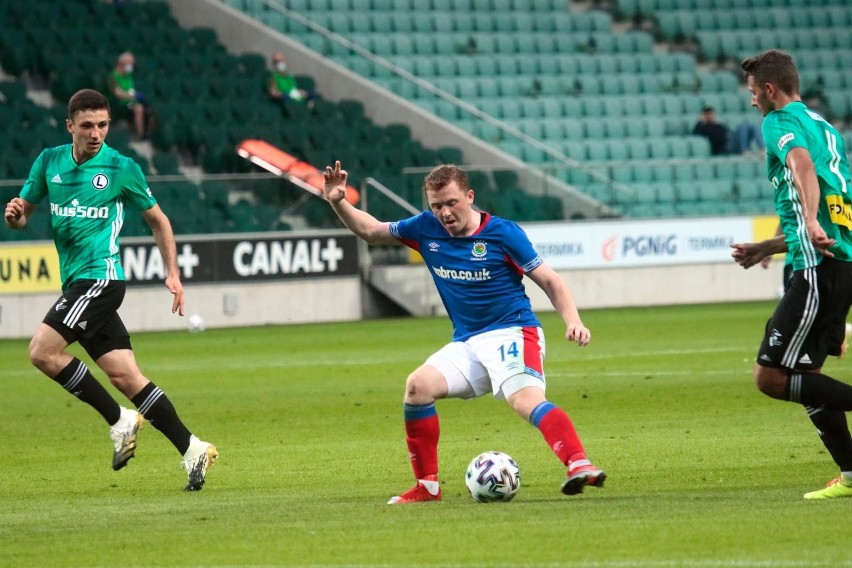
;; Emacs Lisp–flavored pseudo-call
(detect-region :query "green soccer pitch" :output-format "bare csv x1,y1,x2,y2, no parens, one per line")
1,301,850,567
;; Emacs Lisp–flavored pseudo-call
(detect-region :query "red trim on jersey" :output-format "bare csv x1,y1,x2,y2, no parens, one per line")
470,212,491,236
504,253,524,276
522,326,543,375
398,237,419,250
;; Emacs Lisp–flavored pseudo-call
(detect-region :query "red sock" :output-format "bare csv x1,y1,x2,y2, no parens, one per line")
533,403,586,466
404,403,440,479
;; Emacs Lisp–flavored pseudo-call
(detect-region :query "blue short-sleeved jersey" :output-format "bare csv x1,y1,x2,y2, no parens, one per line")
390,211,543,341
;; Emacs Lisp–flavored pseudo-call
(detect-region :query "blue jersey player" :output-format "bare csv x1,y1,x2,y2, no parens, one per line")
322,161,605,504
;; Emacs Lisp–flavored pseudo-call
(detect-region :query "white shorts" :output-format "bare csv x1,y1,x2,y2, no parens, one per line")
426,326,546,401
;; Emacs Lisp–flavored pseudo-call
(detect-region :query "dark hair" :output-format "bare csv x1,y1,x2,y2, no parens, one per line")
67,89,110,120
702,106,715,113
740,50,799,96
423,164,470,194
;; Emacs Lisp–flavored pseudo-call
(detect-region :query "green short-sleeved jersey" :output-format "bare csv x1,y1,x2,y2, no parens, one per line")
20,143,156,290
108,70,135,108
269,72,298,96
762,101,852,270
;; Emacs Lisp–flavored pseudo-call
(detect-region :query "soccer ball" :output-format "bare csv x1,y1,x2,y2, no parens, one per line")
465,451,521,502
187,314,206,332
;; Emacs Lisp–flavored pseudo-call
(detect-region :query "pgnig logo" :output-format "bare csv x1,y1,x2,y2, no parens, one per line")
602,234,677,261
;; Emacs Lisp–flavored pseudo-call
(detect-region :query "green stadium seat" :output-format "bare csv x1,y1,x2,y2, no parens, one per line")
655,13,680,41
389,13,413,33
391,35,414,56
688,136,711,157
594,117,627,139
626,139,650,160
586,140,609,161
368,13,392,33
531,35,556,54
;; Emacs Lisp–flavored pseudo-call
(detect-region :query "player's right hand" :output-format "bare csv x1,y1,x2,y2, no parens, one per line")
322,161,348,204
730,242,766,269
566,322,591,347
5,197,24,227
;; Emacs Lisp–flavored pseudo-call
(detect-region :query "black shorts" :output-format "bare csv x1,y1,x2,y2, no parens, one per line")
758,257,852,371
43,279,131,361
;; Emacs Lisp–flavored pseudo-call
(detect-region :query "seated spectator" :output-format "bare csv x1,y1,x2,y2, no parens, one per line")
106,52,150,139
729,121,764,155
693,106,729,155
693,106,763,156
802,75,832,121
266,52,316,109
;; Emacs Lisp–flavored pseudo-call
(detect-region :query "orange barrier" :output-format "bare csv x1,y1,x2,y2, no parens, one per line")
236,139,360,205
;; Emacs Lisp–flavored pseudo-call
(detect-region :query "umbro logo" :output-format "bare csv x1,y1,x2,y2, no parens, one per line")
51,174,62,183
78,321,88,330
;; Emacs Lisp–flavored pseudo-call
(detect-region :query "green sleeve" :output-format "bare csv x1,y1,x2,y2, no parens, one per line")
122,159,157,211
19,151,47,204
763,112,807,166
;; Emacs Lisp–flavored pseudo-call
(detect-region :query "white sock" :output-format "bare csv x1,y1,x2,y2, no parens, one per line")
419,479,440,495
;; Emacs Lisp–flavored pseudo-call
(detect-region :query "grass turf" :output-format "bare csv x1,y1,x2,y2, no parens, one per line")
1,301,851,567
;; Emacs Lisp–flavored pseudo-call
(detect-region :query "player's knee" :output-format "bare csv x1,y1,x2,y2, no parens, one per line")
27,338,55,372
754,365,787,399
404,373,425,398
106,368,143,393
404,371,438,403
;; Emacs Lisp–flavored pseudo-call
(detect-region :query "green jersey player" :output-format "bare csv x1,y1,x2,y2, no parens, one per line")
730,50,852,500
4,89,217,491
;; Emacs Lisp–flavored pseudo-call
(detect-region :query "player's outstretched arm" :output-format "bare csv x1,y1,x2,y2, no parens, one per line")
527,262,590,347
4,197,35,230
731,236,787,269
322,160,398,246
142,204,185,316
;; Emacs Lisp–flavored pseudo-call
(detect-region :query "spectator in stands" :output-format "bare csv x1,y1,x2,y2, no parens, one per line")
802,75,832,121
693,106,764,155
106,52,150,140
693,106,729,155
729,120,764,154
266,52,316,109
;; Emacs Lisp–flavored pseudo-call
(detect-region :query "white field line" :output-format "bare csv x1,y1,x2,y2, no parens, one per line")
0,346,757,379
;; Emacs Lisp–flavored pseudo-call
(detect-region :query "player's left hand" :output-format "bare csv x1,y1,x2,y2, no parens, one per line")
166,274,185,316
566,322,591,347
806,220,836,258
